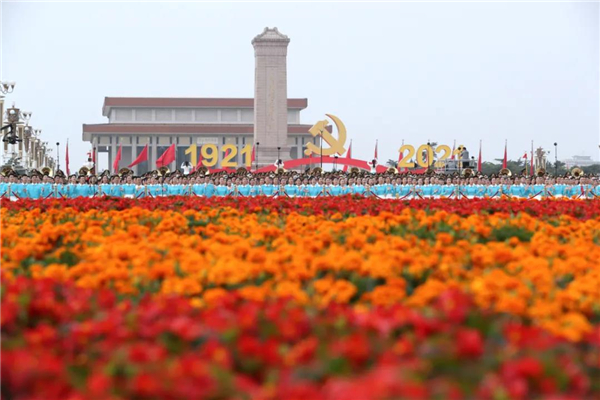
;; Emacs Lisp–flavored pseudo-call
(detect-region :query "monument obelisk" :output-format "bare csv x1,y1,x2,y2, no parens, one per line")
252,27,290,167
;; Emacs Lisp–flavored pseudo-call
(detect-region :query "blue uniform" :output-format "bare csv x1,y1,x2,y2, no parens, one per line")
509,186,524,198
284,185,298,197
0,183,8,199
372,184,387,198
421,185,433,198
531,185,545,198
395,185,410,199
329,186,342,196
215,185,231,197
121,184,136,198
237,185,252,197
440,185,455,198
352,185,365,196
261,184,277,197
486,185,500,198
191,184,206,197
25,184,43,199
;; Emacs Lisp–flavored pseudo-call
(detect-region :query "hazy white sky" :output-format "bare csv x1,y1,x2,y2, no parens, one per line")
1,0,598,169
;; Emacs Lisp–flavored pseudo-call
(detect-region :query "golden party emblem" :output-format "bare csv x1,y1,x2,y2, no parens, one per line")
304,114,347,157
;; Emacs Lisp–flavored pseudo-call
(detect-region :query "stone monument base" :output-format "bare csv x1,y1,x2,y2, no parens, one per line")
255,146,291,168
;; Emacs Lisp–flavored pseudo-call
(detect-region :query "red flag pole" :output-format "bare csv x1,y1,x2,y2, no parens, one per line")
92,146,96,174
343,140,352,172
113,144,122,173
398,139,404,172
65,140,70,176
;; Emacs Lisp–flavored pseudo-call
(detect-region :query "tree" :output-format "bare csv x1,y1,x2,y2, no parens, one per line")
547,161,569,176
581,164,600,176
386,159,398,168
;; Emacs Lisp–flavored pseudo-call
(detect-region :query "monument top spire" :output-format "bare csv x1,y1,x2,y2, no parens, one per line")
252,27,290,45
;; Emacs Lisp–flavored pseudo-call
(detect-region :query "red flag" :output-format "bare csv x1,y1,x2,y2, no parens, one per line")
450,140,456,160
128,144,148,168
502,140,507,169
113,144,122,173
192,145,205,173
251,145,256,163
477,141,482,173
65,141,70,175
343,140,352,172
156,144,175,168
92,147,96,174
522,152,528,159
374,140,378,160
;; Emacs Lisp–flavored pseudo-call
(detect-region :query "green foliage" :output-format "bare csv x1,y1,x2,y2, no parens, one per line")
489,225,534,242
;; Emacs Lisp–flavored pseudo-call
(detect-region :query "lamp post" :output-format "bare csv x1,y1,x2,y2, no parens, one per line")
334,155,338,171
320,135,323,169
56,142,60,172
426,141,433,172
277,147,281,169
2,105,31,145
552,143,559,176
0,81,16,95
255,142,260,172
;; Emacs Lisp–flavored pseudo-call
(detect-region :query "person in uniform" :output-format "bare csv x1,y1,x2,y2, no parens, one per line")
237,177,252,197
439,178,454,198
261,176,277,197
181,161,193,176
283,177,298,198
0,175,9,199
26,173,43,199
122,175,137,198
204,178,216,198
351,178,366,197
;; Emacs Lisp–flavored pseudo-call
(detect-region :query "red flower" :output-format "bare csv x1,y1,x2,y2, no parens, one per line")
455,328,484,358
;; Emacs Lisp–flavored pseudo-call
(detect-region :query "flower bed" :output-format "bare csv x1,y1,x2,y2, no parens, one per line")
2,197,600,398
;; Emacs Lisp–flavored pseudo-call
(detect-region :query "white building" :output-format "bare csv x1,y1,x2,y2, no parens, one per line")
82,28,318,174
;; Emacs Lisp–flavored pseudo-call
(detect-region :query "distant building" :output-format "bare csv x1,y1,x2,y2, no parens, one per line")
82,28,318,174
563,155,598,168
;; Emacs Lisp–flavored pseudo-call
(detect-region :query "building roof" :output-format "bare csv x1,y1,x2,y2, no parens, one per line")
102,97,308,116
82,123,315,141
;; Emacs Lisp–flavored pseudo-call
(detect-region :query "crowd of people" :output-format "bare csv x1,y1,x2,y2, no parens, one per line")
1,167,598,200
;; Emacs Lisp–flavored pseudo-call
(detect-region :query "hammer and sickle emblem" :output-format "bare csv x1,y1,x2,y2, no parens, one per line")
304,114,347,157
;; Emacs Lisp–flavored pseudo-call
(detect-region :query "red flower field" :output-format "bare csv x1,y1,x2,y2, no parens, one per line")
2,197,599,399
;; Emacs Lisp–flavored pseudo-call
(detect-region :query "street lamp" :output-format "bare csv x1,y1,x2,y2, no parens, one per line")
320,134,323,169
554,142,558,176
2,105,31,145
277,147,281,162
334,155,338,171
255,142,260,172
426,141,432,170
0,81,16,95
56,142,60,172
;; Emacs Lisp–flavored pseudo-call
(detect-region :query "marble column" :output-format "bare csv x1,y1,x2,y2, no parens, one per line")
252,27,290,167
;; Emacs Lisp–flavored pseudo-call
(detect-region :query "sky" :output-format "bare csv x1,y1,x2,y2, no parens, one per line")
1,0,598,170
